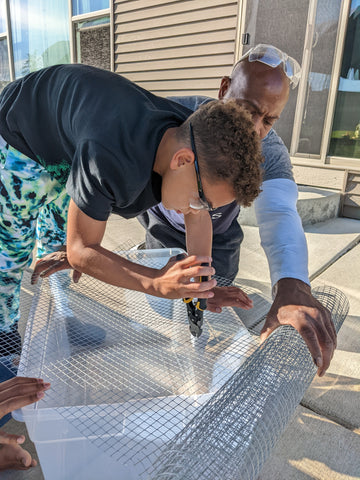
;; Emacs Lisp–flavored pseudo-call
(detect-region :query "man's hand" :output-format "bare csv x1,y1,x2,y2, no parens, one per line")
31,246,82,285
260,278,337,376
207,286,253,313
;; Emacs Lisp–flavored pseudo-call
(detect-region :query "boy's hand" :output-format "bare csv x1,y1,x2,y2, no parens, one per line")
206,286,253,313
153,255,216,299
31,247,82,284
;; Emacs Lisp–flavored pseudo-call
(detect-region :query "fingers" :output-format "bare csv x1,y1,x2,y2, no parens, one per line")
181,255,212,265
293,306,336,376
16,446,37,469
182,265,215,284
260,306,336,377
311,308,336,376
207,304,223,313
0,443,37,471
31,258,55,284
234,289,253,309
32,262,81,285
0,431,25,446
266,280,337,376
0,377,50,418
183,278,217,299
259,312,326,375
72,270,82,283
179,256,214,280
31,262,64,283
259,316,279,344
30,260,45,284
31,250,71,284
169,254,215,277
297,321,324,372
158,255,227,298
170,255,216,297
322,305,337,349
206,287,254,313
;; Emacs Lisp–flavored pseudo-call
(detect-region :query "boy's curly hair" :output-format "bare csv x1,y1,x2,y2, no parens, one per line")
178,100,263,207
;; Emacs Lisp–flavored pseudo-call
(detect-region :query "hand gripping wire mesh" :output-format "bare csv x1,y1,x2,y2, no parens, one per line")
150,284,349,480
15,250,349,480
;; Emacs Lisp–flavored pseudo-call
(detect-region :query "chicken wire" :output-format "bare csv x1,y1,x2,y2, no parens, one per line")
13,250,349,480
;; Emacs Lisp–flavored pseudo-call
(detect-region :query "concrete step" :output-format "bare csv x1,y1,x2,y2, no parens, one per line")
236,217,360,287
238,186,341,227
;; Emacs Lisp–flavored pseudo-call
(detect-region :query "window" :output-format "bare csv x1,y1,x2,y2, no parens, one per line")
72,0,110,71
73,0,109,16
75,16,110,70
329,0,360,159
0,0,10,91
241,0,310,150
297,0,342,155
0,0,6,33
0,37,10,91
9,0,70,78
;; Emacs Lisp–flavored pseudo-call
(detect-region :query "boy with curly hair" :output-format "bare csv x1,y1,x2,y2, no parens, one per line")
0,64,262,358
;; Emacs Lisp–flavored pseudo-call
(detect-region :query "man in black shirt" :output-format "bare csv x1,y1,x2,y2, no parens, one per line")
0,64,262,357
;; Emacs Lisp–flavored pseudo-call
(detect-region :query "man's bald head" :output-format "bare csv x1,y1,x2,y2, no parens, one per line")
218,58,290,139
230,59,290,102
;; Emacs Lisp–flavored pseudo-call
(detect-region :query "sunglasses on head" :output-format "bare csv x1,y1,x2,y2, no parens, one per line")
236,44,301,88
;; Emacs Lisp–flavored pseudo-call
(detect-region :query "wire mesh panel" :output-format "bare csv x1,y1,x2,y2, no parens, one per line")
16,250,259,478
150,285,350,480
14,251,349,480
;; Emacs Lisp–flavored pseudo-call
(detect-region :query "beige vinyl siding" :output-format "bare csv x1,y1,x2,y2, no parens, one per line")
113,0,239,97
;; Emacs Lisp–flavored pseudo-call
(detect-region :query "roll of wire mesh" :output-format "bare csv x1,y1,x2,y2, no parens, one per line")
150,286,349,480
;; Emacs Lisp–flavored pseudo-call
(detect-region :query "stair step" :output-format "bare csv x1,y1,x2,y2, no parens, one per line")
238,186,341,227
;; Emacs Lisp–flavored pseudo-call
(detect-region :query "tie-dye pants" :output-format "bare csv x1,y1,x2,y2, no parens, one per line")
0,138,70,337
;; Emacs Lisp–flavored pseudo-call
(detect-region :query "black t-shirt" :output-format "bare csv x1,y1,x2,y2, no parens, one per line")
0,64,192,220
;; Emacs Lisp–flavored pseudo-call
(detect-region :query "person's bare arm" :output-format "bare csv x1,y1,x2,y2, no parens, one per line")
184,211,253,311
66,199,216,299
31,246,82,285
184,210,212,258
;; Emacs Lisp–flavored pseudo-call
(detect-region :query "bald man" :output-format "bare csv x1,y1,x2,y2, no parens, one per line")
138,45,336,377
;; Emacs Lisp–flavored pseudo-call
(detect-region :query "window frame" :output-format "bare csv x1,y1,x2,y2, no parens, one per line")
1,0,15,82
68,0,113,71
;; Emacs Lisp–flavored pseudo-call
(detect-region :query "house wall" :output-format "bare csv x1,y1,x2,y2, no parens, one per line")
113,0,239,98
1,1,359,218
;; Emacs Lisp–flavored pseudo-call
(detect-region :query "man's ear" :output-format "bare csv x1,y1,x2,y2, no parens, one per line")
170,148,194,170
218,76,231,99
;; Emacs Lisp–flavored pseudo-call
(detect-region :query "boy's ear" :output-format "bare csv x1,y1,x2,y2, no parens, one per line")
170,148,194,170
